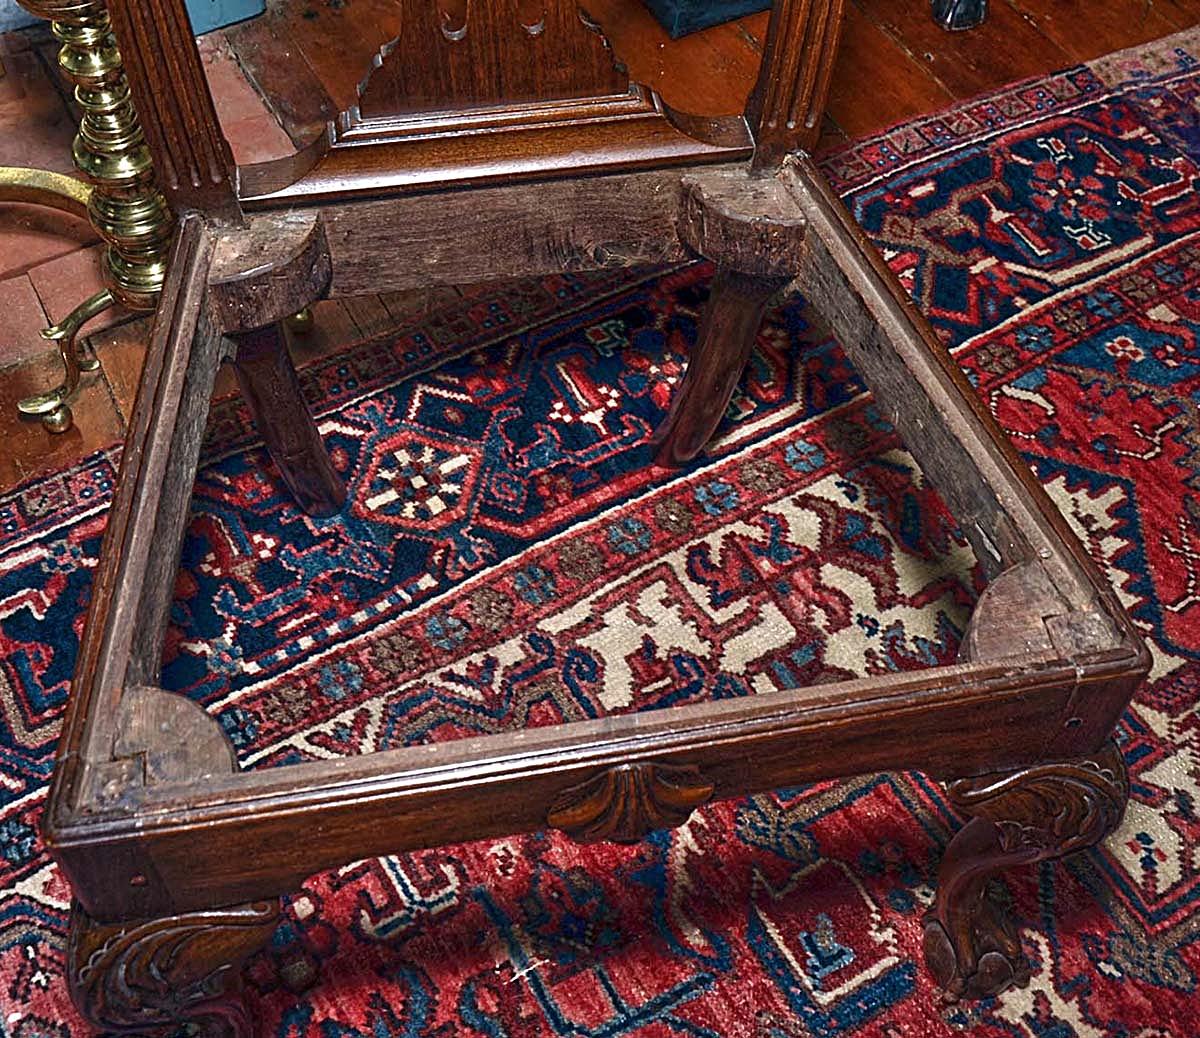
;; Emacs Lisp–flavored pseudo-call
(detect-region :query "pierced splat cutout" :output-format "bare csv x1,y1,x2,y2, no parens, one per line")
356,0,631,119
439,0,469,40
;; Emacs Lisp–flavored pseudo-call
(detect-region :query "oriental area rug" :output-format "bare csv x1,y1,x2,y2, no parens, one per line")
2,27,1200,1038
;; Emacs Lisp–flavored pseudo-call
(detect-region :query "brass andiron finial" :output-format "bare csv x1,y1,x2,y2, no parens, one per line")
1,0,172,433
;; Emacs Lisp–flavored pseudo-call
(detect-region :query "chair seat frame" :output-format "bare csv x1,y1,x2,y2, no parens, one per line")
41,0,1148,1031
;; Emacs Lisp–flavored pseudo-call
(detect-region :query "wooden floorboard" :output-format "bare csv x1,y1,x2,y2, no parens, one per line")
826,0,958,139
220,0,1200,146
1004,0,1190,60
856,0,1069,101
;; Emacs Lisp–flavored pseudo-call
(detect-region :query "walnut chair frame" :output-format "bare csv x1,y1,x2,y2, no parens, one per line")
42,0,1148,1031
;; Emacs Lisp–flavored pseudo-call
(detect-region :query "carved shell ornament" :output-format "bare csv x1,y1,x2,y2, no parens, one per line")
547,762,715,843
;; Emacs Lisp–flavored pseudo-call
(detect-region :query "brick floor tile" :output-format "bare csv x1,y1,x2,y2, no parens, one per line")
27,244,131,335
199,34,292,163
0,272,51,369
0,204,99,279
222,113,294,164
0,32,76,172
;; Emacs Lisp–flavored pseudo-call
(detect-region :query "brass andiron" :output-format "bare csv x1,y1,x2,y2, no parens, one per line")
0,0,172,432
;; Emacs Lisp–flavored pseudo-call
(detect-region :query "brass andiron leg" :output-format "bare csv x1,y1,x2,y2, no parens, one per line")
17,289,112,433
285,308,314,334
3,0,172,433
0,165,92,218
0,167,100,432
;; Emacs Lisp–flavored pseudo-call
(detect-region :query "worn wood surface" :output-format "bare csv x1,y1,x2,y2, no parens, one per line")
312,169,694,296
50,640,1144,920
782,157,1103,602
230,323,346,517
207,211,331,332
112,686,237,790
41,216,219,823
959,561,1061,662
679,168,808,275
25,0,1191,505
32,0,1165,1023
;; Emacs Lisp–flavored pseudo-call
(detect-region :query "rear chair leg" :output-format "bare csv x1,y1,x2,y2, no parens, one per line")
654,267,788,466
230,323,346,517
655,170,807,466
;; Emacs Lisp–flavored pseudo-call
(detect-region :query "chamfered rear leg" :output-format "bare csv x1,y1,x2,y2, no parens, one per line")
230,322,346,518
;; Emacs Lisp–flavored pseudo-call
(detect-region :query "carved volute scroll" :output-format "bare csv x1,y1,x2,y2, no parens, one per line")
946,739,1129,859
69,899,280,1034
547,762,715,843
356,0,631,119
923,740,1129,1001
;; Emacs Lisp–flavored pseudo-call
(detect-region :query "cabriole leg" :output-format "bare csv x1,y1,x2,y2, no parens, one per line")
230,322,346,518
923,739,1129,1000
68,898,280,1036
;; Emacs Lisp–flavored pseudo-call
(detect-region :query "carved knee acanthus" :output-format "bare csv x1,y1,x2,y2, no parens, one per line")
923,740,1128,1000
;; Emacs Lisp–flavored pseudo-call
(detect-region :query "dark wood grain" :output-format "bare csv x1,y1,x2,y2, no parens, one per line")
547,763,715,843
236,98,750,207
105,0,239,215
356,0,629,118
654,267,788,464
37,0,1159,1024
49,638,1144,919
585,0,766,117
230,323,346,517
858,0,1065,102
1004,0,1188,62
69,897,279,1035
821,1,955,140
269,0,406,120
745,0,846,164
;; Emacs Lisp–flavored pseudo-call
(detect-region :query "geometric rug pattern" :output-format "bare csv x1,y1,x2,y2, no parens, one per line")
2,27,1200,1037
